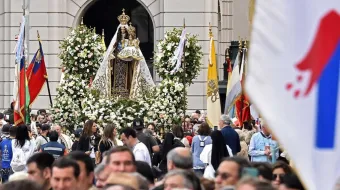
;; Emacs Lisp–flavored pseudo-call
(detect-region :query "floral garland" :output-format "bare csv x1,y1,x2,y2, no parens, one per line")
154,28,203,85
82,90,152,129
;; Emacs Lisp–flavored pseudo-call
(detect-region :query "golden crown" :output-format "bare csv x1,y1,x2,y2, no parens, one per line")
127,23,136,36
118,9,130,25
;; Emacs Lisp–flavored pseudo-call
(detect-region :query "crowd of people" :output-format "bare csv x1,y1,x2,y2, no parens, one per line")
0,109,305,190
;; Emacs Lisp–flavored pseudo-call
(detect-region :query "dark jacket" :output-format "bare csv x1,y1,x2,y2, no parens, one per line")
76,135,100,152
221,126,241,155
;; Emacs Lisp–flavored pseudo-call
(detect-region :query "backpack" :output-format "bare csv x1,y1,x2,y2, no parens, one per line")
10,147,26,172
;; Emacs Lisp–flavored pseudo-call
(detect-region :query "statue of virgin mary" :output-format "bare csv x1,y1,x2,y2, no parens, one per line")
92,9,155,99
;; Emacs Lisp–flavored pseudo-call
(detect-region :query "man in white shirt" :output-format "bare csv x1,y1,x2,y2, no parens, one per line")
120,127,151,166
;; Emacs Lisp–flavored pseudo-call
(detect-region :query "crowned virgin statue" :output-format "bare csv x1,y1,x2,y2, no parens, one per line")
92,9,154,98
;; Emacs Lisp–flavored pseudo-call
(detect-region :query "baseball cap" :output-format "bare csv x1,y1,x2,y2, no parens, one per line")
2,124,11,134
133,118,144,130
74,128,83,138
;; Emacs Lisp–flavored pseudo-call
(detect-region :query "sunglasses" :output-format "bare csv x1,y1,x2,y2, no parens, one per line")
273,174,285,181
215,171,231,180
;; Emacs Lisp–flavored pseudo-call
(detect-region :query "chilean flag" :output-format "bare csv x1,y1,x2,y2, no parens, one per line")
26,40,47,106
14,57,27,126
246,1,340,189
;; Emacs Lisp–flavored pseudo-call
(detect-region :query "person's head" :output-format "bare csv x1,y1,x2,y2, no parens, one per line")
260,118,271,136
37,114,45,123
167,147,193,171
74,128,82,139
172,124,184,139
251,162,273,182
30,114,37,122
0,179,42,190
272,161,292,187
2,124,11,135
38,109,47,116
102,123,117,141
132,118,144,131
48,131,59,142
105,173,139,190
15,124,30,147
147,123,155,133
120,127,137,147
51,157,80,190
9,125,17,138
130,172,150,190
95,163,111,189
83,120,96,138
26,152,55,188
0,113,4,120
164,169,201,190
236,177,275,190
54,125,62,136
106,146,136,173
67,151,95,189
197,122,211,136
195,110,201,118
135,161,155,184
41,124,50,135
278,174,305,190
36,123,42,135
215,156,251,189
219,115,232,128
211,130,229,171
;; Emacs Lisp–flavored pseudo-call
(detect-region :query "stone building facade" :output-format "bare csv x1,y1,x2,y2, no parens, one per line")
0,0,251,113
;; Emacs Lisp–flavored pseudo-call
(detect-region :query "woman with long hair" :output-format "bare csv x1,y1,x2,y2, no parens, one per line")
156,129,185,175
172,125,190,148
98,123,123,162
200,130,232,179
11,124,35,172
76,120,100,162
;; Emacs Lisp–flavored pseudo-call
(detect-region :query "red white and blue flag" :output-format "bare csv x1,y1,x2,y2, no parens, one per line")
26,40,47,106
246,1,340,189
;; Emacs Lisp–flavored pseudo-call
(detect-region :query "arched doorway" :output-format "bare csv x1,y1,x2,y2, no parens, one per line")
82,0,155,76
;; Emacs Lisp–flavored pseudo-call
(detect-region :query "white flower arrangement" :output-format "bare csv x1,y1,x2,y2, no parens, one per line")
59,24,104,80
145,78,185,126
154,28,203,85
52,24,104,133
81,91,152,130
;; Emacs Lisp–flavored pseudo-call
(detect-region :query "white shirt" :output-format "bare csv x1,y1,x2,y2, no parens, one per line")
133,142,151,166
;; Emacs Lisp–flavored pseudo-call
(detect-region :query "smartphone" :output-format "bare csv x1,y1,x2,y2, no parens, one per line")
213,126,218,131
242,167,259,178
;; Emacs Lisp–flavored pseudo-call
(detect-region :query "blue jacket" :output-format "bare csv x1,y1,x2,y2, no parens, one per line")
41,141,66,159
221,126,241,155
248,132,279,162
0,138,13,169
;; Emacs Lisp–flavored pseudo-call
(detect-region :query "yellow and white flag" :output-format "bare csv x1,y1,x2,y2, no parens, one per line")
206,29,221,127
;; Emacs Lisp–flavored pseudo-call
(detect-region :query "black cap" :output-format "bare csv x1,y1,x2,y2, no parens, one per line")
133,118,144,130
195,110,201,114
41,124,50,131
74,128,83,138
2,124,11,134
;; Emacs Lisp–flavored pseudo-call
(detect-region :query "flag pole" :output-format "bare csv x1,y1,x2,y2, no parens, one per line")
23,0,28,124
37,30,53,108
182,18,186,117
